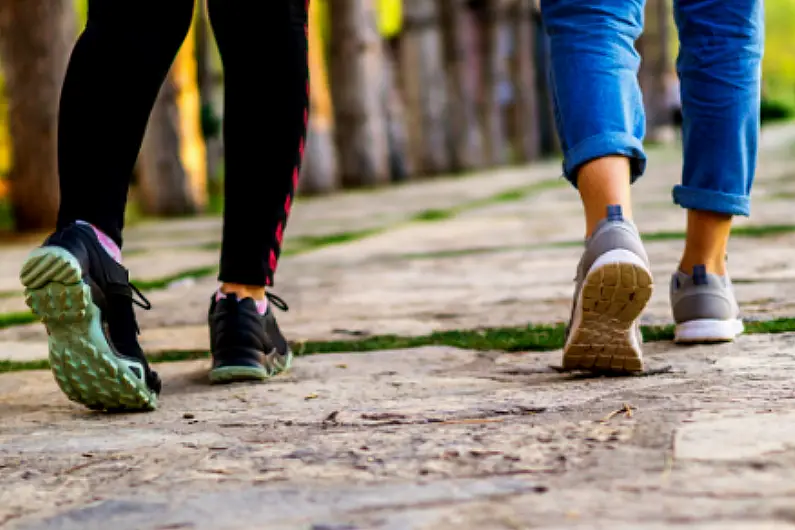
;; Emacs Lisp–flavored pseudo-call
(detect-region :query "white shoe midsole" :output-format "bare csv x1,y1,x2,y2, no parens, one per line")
674,318,744,342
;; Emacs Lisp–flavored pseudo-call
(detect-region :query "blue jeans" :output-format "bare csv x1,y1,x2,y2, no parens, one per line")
541,0,764,216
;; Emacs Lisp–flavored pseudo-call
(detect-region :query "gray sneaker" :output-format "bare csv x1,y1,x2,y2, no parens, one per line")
563,205,653,373
670,264,743,343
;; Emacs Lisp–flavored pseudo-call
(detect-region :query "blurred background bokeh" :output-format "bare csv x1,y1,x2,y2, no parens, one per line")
0,0,792,235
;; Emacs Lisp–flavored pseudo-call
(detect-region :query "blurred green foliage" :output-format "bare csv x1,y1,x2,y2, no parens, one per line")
763,0,795,114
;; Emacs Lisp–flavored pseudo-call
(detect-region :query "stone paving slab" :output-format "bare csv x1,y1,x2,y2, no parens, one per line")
2,332,795,529
1,128,795,529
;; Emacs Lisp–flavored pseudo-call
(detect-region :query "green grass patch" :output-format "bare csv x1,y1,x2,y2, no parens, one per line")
400,223,795,261
642,223,795,243
296,323,568,355
0,350,210,374
492,189,528,202
464,179,566,211
199,228,384,256
0,359,50,373
293,228,384,249
4,317,795,374
299,318,795,354
408,179,566,225
733,224,795,238
0,311,37,329
399,247,510,260
746,317,795,334
132,266,218,291
411,209,455,222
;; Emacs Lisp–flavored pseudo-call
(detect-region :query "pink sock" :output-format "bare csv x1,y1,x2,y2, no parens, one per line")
215,289,268,315
77,221,122,263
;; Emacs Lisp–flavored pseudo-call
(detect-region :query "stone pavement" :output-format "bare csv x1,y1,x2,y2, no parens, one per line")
1,124,795,528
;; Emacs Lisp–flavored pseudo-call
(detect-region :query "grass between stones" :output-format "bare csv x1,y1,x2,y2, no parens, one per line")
3,317,795,374
399,223,795,261
409,179,566,224
133,266,218,291
0,311,38,329
642,223,795,242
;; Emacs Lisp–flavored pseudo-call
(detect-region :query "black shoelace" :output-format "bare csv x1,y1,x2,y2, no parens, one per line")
130,282,152,310
105,282,151,336
266,292,289,312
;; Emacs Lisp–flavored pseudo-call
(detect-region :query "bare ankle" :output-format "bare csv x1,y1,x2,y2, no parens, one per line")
577,156,633,237
680,209,732,275
679,257,727,276
220,283,266,301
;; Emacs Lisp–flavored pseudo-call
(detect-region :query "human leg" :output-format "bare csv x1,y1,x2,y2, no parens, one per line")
20,0,195,411
57,0,196,245
206,0,310,382
670,0,763,342
541,0,653,372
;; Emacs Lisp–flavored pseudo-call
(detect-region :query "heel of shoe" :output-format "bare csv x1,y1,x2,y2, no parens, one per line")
564,257,653,373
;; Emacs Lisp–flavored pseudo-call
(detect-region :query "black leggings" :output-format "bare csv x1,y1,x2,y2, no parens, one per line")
56,0,310,287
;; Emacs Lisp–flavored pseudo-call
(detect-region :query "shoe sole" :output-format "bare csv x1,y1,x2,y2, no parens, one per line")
674,318,744,344
20,247,157,412
208,349,293,384
563,249,653,373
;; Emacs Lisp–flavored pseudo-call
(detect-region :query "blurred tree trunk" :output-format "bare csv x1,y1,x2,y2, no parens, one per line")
195,0,223,196
300,0,339,195
400,0,450,176
638,0,672,140
438,0,484,171
477,0,509,166
382,38,412,182
509,0,541,162
0,0,75,231
532,3,561,155
138,27,207,215
329,0,390,187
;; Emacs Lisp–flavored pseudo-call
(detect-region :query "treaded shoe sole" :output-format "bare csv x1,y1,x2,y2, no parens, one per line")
209,349,293,384
674,318,744,344
20,247,157,412
563,250,653,373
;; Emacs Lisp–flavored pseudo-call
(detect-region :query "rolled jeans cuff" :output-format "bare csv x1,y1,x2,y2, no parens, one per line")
563,132,647,188
672,184,750,217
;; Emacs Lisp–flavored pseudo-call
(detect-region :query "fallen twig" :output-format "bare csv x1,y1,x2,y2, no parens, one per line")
601,403,636,423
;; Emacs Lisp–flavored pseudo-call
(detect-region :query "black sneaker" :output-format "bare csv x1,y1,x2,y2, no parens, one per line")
208,292,293,384
19,223,160,411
